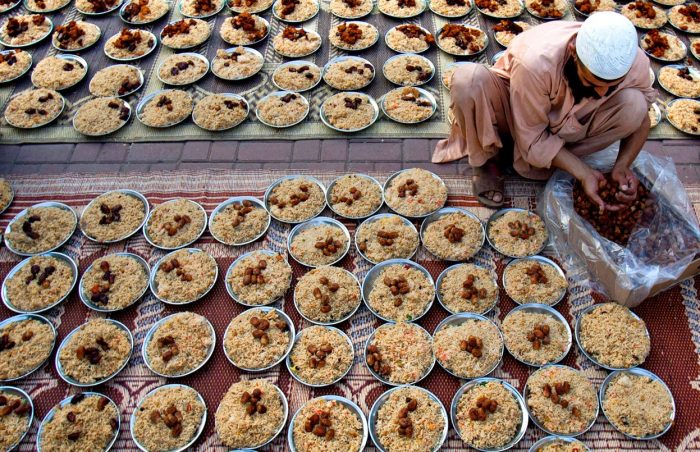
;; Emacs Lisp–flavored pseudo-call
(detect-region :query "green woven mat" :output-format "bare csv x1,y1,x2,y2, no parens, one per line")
0,0,694,143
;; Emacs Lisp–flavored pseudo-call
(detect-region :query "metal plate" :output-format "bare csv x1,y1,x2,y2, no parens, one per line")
320,92,380,133
192,93,249,131
354,213,419,264
285,326,354,387
211,46,264,81
0,50,32,84
221,14,269,45
208,195,269,244
78,252,150,312
523,364,598,437
160,19,211,49
574,303,650,371
142,312,216,377
225,249,292,306
640,32,687,62
627,3,668,30
665,98,700,136
0,315,56,381
4,89,65,129
435,313,504,379
263,174,326,223
329,0,373,18
177,0,225,18
293,267,361,325
130,384,207,452
331,20,379,51
23,0,70,12
476,0,524,18
502,303,572,367
0,0,22,13
369,385,447,451
435,262,499,315
0,179,13,215
149,248,218,304
492,49,505,65
32,52,89,91
79,189,149,243
232,384,289,449
385,24,432,53
383,168,447,218
4,202,77,256
271,60,322,92
73,98,132,137
0,16,53,48
228,0,273,13
37,393,118,452
599,367,675,440
55,319,133,387
428,0,474,17
364,323,435,385
420,207,485,260
136,89,194,128
0,385,33,449
142,198,206,248
657,64,700,98
322,55,375,90
222,306,295,371
255,91,310,128
525,1,567,19
649,102,662,128
272,0,319,22
287,216,351,267
668,5,700,35
436,24,488,57
120,0,172,24
105,30,158,61
485,207,549,258
529,436,591,452
51,23,101,52
90,64,144,98
326,173,384,219
77,0,123,14
377,0,426,18
273,28,322,57
1,253,77,314
380,86,437,124
288,395,367,451
383,53,434,86
157,52,210,86
451,378,528,451
502,255,567,307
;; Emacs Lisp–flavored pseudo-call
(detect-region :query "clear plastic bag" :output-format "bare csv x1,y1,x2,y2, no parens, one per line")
540,148,700,307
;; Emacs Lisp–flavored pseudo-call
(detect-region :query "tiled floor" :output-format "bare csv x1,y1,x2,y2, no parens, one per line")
1,139,699,183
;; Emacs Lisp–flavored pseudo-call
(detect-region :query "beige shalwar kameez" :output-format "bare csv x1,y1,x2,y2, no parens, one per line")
433,21,656,180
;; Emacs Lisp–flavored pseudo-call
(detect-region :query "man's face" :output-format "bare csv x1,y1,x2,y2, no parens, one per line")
573,52,625,99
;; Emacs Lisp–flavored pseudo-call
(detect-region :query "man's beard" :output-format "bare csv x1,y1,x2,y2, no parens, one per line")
564,57,609,103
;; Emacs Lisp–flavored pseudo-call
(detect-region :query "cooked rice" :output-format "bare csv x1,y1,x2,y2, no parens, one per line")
369,322,433,384
433,318,502,378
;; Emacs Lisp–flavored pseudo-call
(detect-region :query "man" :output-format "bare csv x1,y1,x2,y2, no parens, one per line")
433,12,655,209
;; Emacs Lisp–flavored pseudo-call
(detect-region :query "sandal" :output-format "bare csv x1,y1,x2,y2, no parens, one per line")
473,164,505,208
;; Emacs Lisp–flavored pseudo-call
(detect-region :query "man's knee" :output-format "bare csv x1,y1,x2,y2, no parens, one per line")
609,88,647,132
450,63,492,103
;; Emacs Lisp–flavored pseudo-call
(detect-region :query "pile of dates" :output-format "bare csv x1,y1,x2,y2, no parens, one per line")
573,173,655,246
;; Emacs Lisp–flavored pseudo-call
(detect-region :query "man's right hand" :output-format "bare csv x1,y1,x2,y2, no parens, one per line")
579,168,607,211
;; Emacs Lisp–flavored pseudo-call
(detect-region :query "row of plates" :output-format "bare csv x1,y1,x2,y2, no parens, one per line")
0,307,672,452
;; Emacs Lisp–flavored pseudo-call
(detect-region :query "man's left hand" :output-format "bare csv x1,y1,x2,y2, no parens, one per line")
611,165,639,204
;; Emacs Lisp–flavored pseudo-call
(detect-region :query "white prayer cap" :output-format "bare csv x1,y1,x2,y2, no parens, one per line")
575,11,637,81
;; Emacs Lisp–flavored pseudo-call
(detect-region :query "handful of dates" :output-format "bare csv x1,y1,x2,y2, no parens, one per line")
572,173,655,246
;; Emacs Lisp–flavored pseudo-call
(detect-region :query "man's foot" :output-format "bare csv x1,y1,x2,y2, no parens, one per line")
473,162,505,207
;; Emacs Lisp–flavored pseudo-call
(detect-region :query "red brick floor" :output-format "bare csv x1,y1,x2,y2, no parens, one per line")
1,139,698,183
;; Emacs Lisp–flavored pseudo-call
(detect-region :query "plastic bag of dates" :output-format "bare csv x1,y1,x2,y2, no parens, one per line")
541,148,700,307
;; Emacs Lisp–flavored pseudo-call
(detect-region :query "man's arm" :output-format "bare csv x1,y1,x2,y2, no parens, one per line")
611,112,650,203
552,148,607,209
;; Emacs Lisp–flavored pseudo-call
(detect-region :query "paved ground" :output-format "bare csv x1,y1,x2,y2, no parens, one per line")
1,139,699,183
